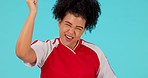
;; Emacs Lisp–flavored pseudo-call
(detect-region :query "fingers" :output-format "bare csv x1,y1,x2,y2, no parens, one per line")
26,0,37,4
34,0,37,3
34,0,38,5
26,0,38,13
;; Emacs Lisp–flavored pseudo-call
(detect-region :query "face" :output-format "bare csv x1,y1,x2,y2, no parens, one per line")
58,13,86,49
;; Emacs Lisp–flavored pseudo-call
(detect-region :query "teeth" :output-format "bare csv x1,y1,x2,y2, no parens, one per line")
66,35,72,39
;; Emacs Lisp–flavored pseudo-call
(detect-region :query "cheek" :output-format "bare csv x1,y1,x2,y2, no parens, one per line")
60,26,67,35
59,27,64,37
59,24,64,32
75,32,83,39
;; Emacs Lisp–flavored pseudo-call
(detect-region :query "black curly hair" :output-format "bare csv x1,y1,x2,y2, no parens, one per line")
53,0,101,32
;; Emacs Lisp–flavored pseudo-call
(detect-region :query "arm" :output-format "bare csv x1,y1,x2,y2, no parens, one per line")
16,0,38,65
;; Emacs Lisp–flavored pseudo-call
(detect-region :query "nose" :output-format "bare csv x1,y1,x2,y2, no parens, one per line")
68,28,75,35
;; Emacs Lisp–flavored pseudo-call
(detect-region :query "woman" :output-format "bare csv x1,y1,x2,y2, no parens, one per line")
16,0,116,78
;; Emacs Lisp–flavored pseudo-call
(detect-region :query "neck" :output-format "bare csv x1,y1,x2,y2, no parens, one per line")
59,38,79,50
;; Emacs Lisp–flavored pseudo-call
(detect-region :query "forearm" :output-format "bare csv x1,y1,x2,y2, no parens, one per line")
16,12,36,58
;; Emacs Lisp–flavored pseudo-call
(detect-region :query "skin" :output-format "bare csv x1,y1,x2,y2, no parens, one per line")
16,0,86,65
58,13,86,49
16,0,38,65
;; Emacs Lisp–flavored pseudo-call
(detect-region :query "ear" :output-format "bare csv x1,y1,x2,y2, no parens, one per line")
58,19,62,27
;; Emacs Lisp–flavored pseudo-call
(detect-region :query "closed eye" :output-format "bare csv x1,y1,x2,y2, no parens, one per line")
76,27,82,31
65,24,72,27
76,26,84,31
65,21,72,27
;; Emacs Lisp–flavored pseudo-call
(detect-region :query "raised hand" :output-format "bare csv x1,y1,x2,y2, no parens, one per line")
26,0,38,13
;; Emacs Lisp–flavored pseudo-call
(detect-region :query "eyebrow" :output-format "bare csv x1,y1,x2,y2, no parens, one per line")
65,21,72,25
65,21,84,29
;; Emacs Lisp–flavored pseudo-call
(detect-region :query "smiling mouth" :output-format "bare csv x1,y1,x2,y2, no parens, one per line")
65,34,73,42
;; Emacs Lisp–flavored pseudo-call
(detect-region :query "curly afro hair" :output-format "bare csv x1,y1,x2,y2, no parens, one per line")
53,0,101,32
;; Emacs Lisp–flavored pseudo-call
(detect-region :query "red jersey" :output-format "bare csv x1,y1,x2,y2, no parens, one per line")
25,38,116,78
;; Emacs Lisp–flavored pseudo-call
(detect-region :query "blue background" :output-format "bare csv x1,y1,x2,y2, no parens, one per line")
0,0,148,78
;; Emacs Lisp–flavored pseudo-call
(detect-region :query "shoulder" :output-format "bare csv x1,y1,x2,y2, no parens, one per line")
82,40,102,53
81,40,105,60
